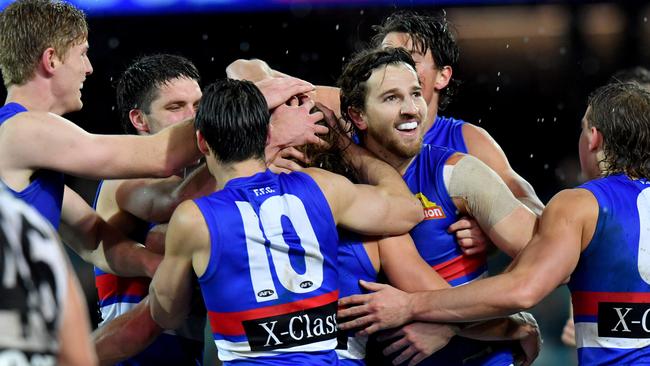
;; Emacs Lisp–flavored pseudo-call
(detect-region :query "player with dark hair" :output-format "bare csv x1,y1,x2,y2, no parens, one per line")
334,47,538,366
149,78,423,364
339,82,650,366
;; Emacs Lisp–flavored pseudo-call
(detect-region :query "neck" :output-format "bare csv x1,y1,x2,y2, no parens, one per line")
209,158,268,190
5,80,62,114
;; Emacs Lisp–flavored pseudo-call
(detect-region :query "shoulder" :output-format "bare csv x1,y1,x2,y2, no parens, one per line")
544,189,598,229
167,200,209,252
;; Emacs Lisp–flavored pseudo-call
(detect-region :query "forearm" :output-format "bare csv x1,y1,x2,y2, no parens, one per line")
409,274,532,323
94,298,162,366
149,282,189,330
458,312,538,342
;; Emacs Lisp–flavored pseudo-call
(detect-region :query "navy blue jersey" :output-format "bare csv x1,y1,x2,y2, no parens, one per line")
569,174,650,365
0,103,64,228
195,170,339,365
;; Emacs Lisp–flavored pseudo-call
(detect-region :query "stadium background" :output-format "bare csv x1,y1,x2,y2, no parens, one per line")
3,0,650,364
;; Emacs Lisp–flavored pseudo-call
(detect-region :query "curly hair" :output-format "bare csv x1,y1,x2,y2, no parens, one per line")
337,47,416,139
587,82,650,179
371,10,459,110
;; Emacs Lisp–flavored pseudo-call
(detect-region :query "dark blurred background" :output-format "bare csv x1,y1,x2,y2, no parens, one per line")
4,0,650,364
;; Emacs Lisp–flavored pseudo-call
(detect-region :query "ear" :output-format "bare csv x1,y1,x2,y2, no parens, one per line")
40,47,59,76
347,107,368,132
587,126,603,152
433,65,452,91
196,130,210,155
129,109,151,134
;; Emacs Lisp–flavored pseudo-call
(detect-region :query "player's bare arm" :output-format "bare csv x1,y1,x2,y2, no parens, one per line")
337,188,595,336
462,124,544,215
58,186,162,277
149,200,209,330
304,144,423,236
0,114,200,184
445,153,538,258
58,261,98,366
114,164,215,223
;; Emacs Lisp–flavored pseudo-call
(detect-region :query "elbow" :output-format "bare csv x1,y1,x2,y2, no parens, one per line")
511,278,545,311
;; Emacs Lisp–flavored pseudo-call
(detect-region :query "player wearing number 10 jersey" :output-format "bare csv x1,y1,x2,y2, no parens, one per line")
148,79,423,365
336,82,650,366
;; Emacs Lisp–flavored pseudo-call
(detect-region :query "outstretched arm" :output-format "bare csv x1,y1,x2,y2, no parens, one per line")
115,164,215,223
305,144,423,236
337,188,595,334
93,298,162,366
2,113,200,180
59,186,161,277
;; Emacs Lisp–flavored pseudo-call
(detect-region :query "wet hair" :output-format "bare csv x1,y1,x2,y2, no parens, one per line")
609,66,650,89
586,82,650,179
116,54,200,134
195,79,269,164
0,0,88,86
372,10,459,110
338,47,416,138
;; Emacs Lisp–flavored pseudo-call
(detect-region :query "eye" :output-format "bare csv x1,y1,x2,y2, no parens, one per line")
413,91,422,98
167,104,182,111
384,95,398,102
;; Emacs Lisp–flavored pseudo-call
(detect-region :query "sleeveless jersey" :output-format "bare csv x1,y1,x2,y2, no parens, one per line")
92,181,203,366
336,230,377,366
423,115,468,153
403,144,513,366
0,183,68,366
0,103,64,228
195,170,339,365
569,174,650,365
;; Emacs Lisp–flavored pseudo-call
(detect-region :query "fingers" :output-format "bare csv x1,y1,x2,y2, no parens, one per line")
270,158,304,173
359,280,387,292
393,346,416,365
337,314,374,332
447,217,473,233
383,336,407,356
408,352,428,366
337,303,370,320
377,328,403,342
279,147,308,164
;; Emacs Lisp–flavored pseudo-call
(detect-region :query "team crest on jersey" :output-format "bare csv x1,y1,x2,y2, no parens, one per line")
416,193,446,220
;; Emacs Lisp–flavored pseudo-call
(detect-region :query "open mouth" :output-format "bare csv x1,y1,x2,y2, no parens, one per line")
395,121,419,132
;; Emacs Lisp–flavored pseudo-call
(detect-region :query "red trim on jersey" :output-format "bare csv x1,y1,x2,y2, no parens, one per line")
572,291,650,316
95,273,150,300
431,253,487,282
208,290,339,336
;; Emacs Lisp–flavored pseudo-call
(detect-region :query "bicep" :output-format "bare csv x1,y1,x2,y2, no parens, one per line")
379,234,450,292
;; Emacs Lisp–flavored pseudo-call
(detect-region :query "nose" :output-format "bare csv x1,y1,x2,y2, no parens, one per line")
400,96,419,116
85,57,94,76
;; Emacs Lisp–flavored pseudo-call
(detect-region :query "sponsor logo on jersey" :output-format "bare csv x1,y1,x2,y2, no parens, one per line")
243,300,337,351
599,302,650,338
416,193,446,220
